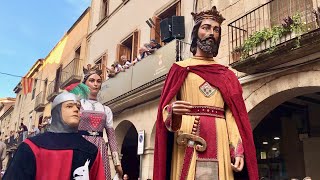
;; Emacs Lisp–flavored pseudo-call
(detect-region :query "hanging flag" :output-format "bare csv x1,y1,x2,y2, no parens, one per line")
21,77,33,95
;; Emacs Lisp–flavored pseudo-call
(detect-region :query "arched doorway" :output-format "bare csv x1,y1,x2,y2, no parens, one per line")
243,69,320,179
252,91,320,180
115,120,140,180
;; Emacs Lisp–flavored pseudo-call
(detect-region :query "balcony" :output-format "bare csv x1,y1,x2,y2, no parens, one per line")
34,91,45,111
228,0,320,74
98,40,184,113
47,80,59,102
60,58,83,89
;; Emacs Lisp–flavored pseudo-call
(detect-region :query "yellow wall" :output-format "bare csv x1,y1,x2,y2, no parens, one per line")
9,9,90,133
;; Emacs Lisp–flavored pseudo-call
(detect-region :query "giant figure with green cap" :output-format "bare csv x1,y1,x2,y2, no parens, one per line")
77,64,123,179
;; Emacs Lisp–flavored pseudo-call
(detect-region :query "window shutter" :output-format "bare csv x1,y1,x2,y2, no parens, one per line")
116,44,130,62
101,54,108,80
176,1,181,16
151,16,161,44
132,30,140,61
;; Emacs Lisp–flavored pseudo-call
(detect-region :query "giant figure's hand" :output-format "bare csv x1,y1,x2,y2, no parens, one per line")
115,165,123,178
171,101,192,116
231,156,244,172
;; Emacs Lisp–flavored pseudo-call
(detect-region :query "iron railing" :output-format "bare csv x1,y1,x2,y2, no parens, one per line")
47,79,59,101
34,91,45,110
228,0,319,63
60,58,83,88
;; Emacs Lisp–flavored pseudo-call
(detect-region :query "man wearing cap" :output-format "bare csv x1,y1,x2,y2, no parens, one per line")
153,6,258,180
3,92,105,180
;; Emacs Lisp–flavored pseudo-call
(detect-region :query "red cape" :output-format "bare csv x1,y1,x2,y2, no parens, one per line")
153,63,259,180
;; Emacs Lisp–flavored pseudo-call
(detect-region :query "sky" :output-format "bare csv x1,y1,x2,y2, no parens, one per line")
0,0,90,98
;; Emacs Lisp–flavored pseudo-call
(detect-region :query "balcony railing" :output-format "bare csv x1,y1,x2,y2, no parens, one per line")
228,0,320,74
47,79,59,101
60,58,83,89
34,91,45,111
98,40,184,112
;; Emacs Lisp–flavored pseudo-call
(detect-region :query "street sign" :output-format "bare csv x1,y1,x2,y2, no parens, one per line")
137,130,145,155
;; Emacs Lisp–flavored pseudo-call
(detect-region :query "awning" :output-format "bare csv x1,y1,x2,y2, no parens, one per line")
43,103,52,119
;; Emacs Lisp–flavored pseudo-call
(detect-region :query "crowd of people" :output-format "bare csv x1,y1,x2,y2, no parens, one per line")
106,39,161,78
3,122,43,149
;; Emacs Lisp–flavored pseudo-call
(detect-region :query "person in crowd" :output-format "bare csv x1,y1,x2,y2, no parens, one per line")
29,125,40,137
39,117,51,133
18,123,28,141
3,92,105,180
0,139,6,179
13,131,19,145
3,136,8,145
120,55,132,69
123,174,129,180
148,39,162,51
78,64,123,179
114,61,124,73
8,132,14,146
106,64,117,78
133,45,150,64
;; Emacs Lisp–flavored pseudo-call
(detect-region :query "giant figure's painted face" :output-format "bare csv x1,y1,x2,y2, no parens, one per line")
61,100,81,128
190,19,222,57
85,74,102,96
196,19,221,56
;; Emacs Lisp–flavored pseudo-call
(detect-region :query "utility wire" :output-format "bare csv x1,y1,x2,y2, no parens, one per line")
0,72,23,78
0,71,52,82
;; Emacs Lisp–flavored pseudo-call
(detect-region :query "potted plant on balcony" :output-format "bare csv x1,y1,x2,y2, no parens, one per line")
290,14,307,48
240,29,270,59
243,14,305,57
231,46,243,62
279,16,295,43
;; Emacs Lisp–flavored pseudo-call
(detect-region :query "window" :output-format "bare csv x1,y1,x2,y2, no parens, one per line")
31,79,37,100
101,0,109,19
196,0,213,12
18,95,21,106
38,116,43,127
117,30,140,62
75,46,81,59
44,79,48,98
95,58,102,71
270,0,313,26
95,55,107,80
54,66,62,92
151,2,181,45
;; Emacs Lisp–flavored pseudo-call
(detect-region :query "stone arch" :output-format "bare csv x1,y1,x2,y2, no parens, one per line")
150,122,156,148
115,120,137,152
115,120,140,179
245,70,320,129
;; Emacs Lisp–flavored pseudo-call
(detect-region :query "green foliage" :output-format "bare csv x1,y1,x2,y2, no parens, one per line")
234,13,306,60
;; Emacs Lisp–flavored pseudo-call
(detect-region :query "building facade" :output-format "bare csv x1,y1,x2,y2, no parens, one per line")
87,0,320,179
10,59,44,134
0,98,15,139
0,98,15,170
35,7,91,125
8,8,90,133
2,8,91,170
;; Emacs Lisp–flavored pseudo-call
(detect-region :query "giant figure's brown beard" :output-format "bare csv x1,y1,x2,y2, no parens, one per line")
196,35,219,56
